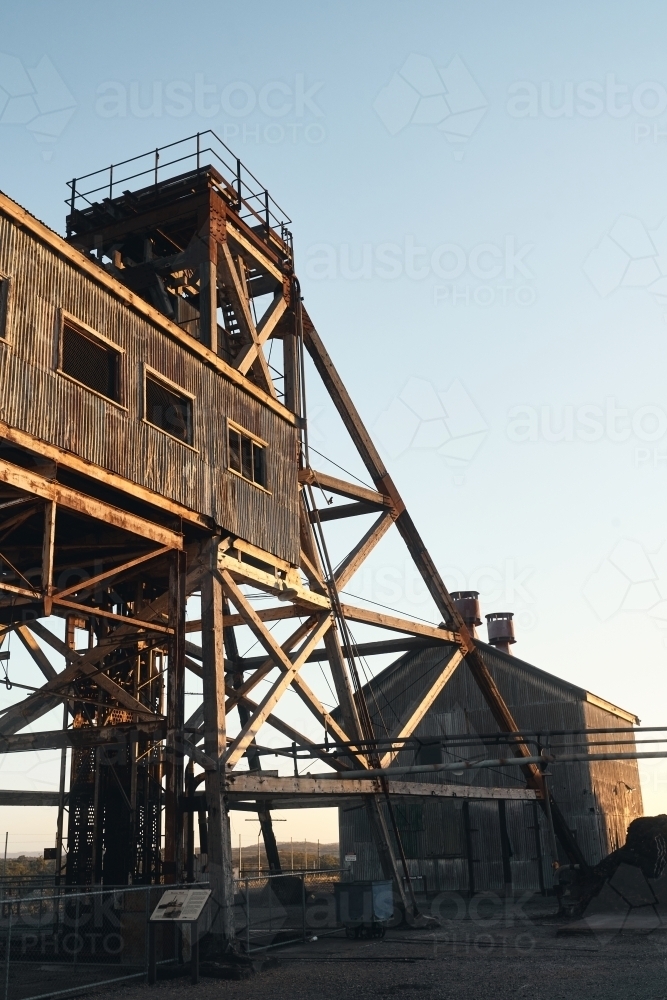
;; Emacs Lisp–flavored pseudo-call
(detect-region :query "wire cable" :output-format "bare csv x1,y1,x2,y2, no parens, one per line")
307,446,376,491
340,591,441,627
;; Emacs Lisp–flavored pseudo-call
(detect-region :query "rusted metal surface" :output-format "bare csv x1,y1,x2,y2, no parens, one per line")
0,211,299,563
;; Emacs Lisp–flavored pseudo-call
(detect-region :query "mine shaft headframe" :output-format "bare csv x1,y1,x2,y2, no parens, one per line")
64,132,295,398
17,131,587,881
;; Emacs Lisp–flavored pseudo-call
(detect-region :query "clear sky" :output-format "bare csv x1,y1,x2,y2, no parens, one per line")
1,0,667,852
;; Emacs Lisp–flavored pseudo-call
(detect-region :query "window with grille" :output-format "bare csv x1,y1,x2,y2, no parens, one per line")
144,372,193,445
0,277,9,339
61,321,120,401
228,423,267,488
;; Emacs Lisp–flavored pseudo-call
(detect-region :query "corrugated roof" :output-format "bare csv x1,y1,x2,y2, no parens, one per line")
338,638,638,727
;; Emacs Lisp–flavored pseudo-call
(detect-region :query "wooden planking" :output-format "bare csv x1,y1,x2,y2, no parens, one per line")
52,597,174,633
218,550,330,610
585,692,638,726
222,605,304,629
0,207,300,564
226,224,284,283
186,604,306,631
0,421,211,529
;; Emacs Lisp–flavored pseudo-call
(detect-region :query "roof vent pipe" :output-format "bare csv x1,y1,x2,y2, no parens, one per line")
451,591,482,637
485,612,516,655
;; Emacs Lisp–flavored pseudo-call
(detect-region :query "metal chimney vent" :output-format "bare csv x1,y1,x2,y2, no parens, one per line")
485,612,516,654
451,591,482,631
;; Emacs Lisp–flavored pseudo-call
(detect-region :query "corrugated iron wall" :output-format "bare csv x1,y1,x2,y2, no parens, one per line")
339,642,642,891
339,795,552,893
582,701,643,855
0,212,300,564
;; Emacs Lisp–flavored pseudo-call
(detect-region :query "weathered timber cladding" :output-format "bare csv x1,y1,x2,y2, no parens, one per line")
338,642,642,890
0,210,299,563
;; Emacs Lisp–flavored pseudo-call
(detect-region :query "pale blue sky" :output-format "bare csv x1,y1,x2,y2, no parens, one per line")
1,1,667,848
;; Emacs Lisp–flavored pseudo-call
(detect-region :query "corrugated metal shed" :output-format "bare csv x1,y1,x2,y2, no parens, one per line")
338,641,642,892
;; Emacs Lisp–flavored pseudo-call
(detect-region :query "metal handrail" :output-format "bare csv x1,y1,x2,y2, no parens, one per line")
65,131,291,240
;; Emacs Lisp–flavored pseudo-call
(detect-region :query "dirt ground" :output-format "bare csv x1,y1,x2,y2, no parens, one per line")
91,897,667,1000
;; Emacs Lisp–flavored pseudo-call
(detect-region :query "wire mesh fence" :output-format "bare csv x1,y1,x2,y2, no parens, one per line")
0,869,348,998
236,869,346,954
0,882,200,1000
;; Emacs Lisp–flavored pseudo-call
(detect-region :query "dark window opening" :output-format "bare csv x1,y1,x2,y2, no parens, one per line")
145,373,193,445
394,804,425,858
415,741,443,766
61,322,120,401
0,278,8,339
228,425,266,488
172,294,200,340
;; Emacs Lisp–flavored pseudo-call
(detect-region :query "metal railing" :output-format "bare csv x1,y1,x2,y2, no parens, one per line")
65,131,292,244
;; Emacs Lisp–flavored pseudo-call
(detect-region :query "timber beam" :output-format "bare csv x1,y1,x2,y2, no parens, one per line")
299,468,393,509
236,636,451,670
309,501,386,522
340,604,459,643
218,546,330,611
0,458,183,550
0,722,166,754
213,600,458,642
0,790,68,806
224,774,536,801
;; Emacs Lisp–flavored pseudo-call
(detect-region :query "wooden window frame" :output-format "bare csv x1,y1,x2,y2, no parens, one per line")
226,419,270,493
56,310,127,410
142,363,197,451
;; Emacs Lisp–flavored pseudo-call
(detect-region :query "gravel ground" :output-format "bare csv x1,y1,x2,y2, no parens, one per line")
88,898,667,1000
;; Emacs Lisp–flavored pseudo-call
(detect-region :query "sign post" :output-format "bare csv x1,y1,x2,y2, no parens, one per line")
148,888,211,984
